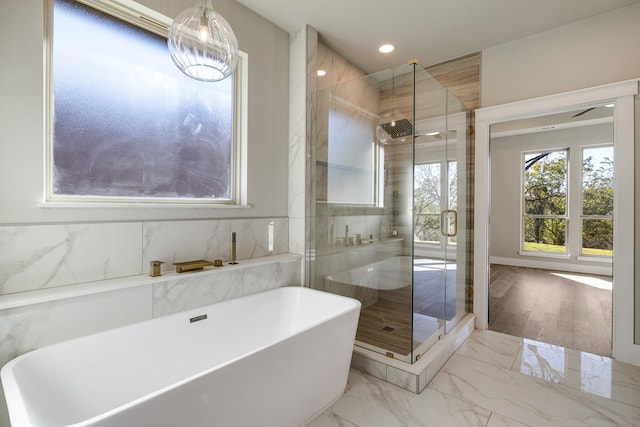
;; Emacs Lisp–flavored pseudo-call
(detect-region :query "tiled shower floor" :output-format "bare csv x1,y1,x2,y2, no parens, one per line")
308,329,640,427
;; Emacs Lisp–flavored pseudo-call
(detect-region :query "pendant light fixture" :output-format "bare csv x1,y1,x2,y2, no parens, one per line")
168,0,238,82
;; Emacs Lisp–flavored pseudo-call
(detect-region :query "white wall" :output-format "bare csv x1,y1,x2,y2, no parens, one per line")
481,3,640,107
481,3,640,349
0,0,290,224
0,1,291,425
0,0,291,292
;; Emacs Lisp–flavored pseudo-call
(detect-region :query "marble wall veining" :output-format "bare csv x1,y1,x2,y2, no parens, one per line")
0,217,296,425
289,31,386,287
143,218,289,274
0,252,299,366
0,285,152,367
0,1,296,425
311,43,400,291
288,26,317,285
0,251,300,425
0,217,294,348
150,255,300,317
0,218,289,296
0,223,142,295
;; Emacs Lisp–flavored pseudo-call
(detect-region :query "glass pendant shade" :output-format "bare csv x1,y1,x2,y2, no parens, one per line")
168,0,238,82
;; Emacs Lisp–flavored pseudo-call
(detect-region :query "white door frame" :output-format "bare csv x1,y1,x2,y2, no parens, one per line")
473,79,639,365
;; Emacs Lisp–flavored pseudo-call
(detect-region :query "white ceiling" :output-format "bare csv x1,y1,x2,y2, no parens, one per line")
235,0,640,73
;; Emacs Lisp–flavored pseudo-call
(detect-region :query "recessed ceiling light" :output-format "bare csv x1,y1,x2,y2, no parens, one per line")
317,69,327,77
378,44,395,54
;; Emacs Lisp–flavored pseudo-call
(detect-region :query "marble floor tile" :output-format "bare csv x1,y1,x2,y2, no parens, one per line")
512,337,640,408
455,329,522,369
429,353,640,427
512,338,567,383
486,412,531,427
313,330,639,427
306,411,359,427
310,369,490,427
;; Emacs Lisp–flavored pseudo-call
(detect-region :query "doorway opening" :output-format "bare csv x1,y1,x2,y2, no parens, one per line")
487,105,614,357
474,78,639,365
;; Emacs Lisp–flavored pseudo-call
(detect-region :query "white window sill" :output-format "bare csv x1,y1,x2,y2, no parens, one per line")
38,202,252,209
577,255,613,264
518,250,570,259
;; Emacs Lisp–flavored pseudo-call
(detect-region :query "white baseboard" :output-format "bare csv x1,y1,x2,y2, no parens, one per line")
490,256,612,276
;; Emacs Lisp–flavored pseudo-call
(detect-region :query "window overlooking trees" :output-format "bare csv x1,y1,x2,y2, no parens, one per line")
520,145,614,258
581,146,614,257
415,162,441,243
522,150,568,254
414,161,457,246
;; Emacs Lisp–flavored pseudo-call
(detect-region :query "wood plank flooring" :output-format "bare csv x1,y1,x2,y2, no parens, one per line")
355,276,449,357
355,285,414,355
356,298,413,356
488,264,612,357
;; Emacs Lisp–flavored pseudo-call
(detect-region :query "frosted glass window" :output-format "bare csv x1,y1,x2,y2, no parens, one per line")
50,0,237,202
326,102,377,204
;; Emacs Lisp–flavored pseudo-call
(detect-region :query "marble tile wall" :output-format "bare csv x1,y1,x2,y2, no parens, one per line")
143,218,289,274
0,218,289,295
288,25,316,285
151,256,299,317
0,283,152,426
0,253,299,364
0,217,293,367
314,44,375,181
0,251,300,427
310,43,406,293
0,223,142,295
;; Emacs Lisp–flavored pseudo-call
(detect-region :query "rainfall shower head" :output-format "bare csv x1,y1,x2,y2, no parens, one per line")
379,118,413,139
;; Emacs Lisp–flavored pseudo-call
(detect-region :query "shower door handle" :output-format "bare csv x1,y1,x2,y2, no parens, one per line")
441,209,458,237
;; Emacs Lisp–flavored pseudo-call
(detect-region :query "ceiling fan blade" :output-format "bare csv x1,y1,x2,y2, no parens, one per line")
572,107,595,118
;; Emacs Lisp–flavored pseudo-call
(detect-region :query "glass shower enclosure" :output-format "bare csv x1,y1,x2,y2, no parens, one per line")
309,62,470,363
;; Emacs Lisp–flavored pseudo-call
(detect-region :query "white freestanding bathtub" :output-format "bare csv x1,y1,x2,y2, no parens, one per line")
1,287,361,427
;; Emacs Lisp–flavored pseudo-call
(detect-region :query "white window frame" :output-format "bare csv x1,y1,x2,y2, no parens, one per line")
414,160,443,246
43,0,248,207
578,143,614,259
414,159,458,250
520,148,569,256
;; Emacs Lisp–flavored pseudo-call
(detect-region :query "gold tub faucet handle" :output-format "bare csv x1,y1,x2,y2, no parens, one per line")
150,260,164,277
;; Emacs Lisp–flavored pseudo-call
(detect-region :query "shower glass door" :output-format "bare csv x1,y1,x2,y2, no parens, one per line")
411,67,469,360
309,59,469,363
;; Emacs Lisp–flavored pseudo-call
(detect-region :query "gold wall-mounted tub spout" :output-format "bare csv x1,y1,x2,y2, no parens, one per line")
173,260,214,273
